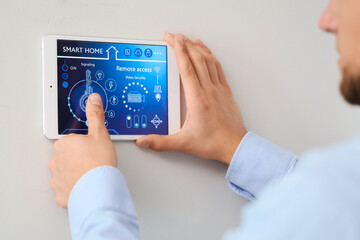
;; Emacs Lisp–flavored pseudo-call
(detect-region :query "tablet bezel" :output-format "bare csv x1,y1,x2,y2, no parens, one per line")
42,34,180,140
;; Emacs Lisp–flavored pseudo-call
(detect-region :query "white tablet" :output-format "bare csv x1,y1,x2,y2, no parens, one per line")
42,35,180,140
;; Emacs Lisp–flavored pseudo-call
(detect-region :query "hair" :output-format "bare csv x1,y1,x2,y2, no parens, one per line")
340,67,360,105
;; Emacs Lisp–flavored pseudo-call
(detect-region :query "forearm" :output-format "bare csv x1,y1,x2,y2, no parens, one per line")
68,166,139,240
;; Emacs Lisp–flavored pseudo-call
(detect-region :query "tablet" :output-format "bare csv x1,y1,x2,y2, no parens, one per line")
42,35,180,140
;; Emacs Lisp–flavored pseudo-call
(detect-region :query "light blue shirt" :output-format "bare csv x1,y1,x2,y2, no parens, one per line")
68,132,360,240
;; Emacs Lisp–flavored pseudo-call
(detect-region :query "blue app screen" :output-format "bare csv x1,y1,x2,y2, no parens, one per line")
57,40,168,135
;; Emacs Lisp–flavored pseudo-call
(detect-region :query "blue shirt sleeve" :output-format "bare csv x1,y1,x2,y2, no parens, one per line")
223,136,360,240
68,166,139,240
226,132,298,200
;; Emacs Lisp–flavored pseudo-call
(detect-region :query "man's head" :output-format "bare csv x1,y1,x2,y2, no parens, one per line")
319,0,360,104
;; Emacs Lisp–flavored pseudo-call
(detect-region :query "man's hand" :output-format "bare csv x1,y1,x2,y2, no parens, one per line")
49,93,117,208
136,33,247,165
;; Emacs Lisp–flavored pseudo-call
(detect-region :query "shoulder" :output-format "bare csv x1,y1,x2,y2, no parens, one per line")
297,135,360,174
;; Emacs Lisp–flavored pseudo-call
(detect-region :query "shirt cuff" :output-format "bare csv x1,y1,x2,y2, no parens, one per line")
226,132,298,200
68,166,138,240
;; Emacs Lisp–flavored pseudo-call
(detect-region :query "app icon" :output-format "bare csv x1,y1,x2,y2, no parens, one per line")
154,66,160,74
141,115,147,128
105,79,117,92
62,72,69,80
126,115,132,128
134,115,140,128
79,70,94,112
127,91,146,103
154,85,162,93
124,48,131,56
108,110,115,118
110,95,119,105
154,85,162,102
134,48,142,57
62,81,69,88
62,62,68,71
145,48,152,58
95,70,104,80
151,115,163,129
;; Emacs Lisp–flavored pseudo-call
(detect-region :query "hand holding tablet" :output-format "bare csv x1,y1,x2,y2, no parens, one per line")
136,33,247,165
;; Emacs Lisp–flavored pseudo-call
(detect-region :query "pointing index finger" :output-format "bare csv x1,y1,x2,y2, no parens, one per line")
86,93,110,139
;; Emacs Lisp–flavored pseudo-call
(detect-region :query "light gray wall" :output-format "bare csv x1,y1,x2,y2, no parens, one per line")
1,0,360,239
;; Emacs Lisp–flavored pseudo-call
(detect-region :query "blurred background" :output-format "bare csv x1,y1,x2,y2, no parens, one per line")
1,0,360,239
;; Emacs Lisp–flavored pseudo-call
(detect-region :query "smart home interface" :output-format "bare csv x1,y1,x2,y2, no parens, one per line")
57,40,168,135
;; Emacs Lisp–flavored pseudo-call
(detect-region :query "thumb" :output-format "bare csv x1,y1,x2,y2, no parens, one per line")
86,93,109,138
136,134,183,152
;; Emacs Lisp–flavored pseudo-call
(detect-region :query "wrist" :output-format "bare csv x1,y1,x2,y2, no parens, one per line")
219,129,247,165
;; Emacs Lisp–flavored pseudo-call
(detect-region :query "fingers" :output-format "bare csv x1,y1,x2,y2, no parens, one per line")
85,93,109,139
136,134,184,152
164,32,175,47
193,43,220,86
48,158,55,172
166,32,229,92
195,39,212,54
183,39,213,89
169,33,202,96
195,39,228,87
167,32,223,87
50,178,68,208
49,159,67,208
167,32,214,89
166,32,216,91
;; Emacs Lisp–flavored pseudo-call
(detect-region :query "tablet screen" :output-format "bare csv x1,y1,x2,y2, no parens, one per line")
57,39,168,135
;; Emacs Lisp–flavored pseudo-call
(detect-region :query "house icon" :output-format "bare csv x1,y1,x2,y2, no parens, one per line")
106,46,119,60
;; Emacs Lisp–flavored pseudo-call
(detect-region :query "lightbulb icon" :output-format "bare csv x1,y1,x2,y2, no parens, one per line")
95,70,104,80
